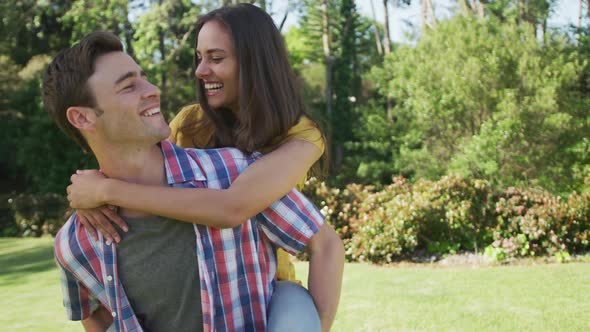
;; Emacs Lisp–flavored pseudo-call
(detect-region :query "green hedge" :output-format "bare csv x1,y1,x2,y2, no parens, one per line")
2,176,588,264
303,175,590,263
0,193,69,237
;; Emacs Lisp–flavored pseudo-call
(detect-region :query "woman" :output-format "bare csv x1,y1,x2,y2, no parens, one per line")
68,3,334,332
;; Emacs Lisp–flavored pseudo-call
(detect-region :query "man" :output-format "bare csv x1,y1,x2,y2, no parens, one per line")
46,32,344,331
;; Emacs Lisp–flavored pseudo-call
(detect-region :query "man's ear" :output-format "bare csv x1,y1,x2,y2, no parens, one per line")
66,107,98,131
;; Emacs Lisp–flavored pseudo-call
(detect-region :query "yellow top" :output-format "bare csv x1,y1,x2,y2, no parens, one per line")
169,104,324,281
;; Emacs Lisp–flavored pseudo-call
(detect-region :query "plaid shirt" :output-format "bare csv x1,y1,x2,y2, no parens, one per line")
54,140,324,332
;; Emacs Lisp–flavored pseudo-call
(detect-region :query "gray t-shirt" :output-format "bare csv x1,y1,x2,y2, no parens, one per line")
116,215,202,332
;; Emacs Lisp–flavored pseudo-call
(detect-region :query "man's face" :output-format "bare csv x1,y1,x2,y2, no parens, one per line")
87,51,170,146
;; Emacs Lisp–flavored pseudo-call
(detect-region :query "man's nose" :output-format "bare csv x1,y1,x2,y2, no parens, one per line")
142,80,161,99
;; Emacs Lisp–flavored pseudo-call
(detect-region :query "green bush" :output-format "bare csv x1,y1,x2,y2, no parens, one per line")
412,175,496,254
346,176,496,263
490,187,590,258
302,177,370,245
0,194,18,237
305,175,590,264
346,177,418,263
3,193,69,237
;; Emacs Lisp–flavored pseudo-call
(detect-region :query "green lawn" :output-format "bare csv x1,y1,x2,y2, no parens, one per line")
1,238,589,331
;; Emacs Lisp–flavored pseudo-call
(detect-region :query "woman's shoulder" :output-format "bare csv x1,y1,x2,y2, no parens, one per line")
282,115,325,152
172,104,205,125
169,104,214,148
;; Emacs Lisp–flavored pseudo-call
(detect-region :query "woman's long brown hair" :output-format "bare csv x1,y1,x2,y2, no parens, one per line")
184,3,327,175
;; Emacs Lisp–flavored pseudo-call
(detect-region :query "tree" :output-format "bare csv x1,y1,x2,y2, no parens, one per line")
61,0,135,47
373,16,590,192
0,0,73,65
134,0,204,116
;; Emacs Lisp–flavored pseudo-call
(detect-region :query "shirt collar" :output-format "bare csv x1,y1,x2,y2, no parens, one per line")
160,140,207,184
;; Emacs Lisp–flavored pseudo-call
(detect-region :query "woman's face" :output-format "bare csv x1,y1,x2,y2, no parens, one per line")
195,20,239,113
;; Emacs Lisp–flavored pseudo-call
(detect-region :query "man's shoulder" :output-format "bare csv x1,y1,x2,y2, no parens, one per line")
162,140,262,184
54,212,99,268
54,213,79,245
163,140,254,169
185,147,258,173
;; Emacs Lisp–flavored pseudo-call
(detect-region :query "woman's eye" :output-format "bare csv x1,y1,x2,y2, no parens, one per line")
211,57,223,63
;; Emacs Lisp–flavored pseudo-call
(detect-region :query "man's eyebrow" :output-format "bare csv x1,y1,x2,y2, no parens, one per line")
114,70,147,85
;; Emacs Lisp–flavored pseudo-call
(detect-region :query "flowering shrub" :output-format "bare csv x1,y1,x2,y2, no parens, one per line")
302,177,370,245
304,175,590,263
346,177,418,262
490,187,590,258
2,175,588,264
411,175,496,254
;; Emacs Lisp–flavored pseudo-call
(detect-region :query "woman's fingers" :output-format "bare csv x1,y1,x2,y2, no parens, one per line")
100,205,128,233
77,208,121,243
77,210,99,241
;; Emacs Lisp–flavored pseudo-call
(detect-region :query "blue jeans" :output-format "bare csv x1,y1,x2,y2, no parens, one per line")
267,281,321,332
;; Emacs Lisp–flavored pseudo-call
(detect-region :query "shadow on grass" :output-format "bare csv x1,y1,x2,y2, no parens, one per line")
0,242,57,286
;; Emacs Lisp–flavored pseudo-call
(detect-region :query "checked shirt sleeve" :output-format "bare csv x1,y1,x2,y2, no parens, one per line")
53,219,101,321
255,189,325,255
55,257,100,320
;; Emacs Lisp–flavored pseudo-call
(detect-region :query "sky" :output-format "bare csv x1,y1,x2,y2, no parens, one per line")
275,0,580,43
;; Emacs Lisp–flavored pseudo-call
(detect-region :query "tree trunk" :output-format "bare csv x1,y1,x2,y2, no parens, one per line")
382,0,393,122
382,0,391,54
321,0,333,134
123,4,135,58
421,0,427,29
476,0,484,19
459,0,470,15
430,0,439,26
579,0,584,47
321,0,335,169
279,11,289,32
158,0,167,99
322,0,333,120
542,18,548,45
370,0,383,55
517,0,525,26
470,0,478,14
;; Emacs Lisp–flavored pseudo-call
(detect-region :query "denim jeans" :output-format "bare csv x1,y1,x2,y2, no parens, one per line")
267,281,321,332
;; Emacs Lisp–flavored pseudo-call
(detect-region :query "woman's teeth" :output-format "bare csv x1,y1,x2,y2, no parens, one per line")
204,82,223,91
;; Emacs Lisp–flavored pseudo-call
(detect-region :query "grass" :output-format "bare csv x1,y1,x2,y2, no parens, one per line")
0,237,80,331
2,238,589,331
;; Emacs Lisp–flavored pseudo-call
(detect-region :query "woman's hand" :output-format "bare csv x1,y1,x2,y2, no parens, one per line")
77,206,127,244
68,169,127,243
67,169,109,209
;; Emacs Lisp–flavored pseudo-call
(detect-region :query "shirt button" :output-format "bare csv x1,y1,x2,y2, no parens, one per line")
107,275,113,282
111,312,117,318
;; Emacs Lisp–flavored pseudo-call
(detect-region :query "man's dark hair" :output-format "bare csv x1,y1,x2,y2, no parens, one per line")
42,31,124,152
